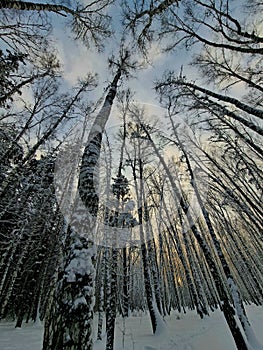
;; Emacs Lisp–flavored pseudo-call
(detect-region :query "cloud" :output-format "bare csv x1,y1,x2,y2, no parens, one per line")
53,29,107,86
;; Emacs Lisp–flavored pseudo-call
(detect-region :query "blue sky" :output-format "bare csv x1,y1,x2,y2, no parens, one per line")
49,0,195,107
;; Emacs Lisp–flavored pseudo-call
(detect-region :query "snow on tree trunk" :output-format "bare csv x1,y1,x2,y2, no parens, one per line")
43,51,129,349
43,231,96,350
152,298,166,336
228,277,263,350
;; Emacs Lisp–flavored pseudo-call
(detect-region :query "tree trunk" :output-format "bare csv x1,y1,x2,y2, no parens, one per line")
43,65,123,350
141,123,249,350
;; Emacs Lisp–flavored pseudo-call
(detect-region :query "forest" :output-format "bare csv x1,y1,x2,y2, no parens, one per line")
0,0,262,349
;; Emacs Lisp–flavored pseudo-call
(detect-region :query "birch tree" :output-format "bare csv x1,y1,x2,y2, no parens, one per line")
0,0,113,49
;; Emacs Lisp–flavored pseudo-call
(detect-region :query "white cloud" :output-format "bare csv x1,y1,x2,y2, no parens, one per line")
53,27,108,86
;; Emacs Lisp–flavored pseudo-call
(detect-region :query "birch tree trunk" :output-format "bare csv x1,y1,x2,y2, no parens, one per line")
43,64,124,350
140,122,249,350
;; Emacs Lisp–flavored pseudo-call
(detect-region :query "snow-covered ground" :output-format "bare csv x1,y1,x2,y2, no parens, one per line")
0,305,262,350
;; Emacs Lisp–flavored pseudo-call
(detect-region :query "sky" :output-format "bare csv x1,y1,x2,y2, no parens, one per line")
45,0,212,232
50,0,194,107
3,0,260,215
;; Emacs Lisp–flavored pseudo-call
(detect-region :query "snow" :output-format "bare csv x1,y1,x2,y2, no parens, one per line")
73,296,87,309
228,278,263,350
65,246,95,283
151,297,167,337
0,321,43,350
0,305,262,350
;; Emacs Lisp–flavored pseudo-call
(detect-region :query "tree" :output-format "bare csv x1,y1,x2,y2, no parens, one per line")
125,0,262,54
126,104,250,349
0,1,262,350
0,0,113,49
128,125,162,334
43,47,137,350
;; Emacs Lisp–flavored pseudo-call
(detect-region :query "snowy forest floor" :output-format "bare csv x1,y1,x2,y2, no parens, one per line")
0,305,262,350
